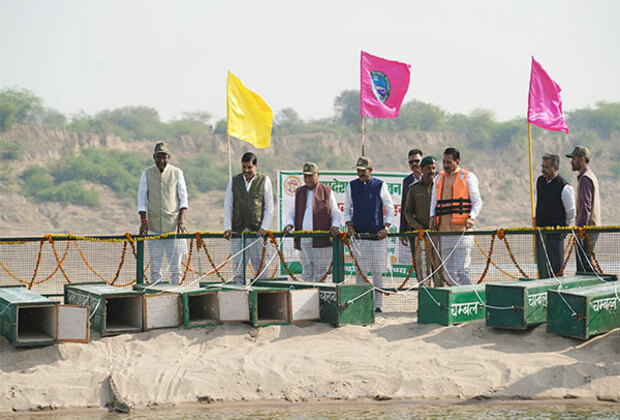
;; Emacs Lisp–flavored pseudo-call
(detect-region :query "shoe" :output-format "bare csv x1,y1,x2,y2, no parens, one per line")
375,308,382,313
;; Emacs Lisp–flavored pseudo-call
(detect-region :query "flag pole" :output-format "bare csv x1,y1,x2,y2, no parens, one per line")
527,123,535,227
227,135,232,180
361,115,366,156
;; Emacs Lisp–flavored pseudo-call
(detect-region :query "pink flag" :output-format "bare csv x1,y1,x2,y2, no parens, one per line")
360,51,411,118
527,57,569,133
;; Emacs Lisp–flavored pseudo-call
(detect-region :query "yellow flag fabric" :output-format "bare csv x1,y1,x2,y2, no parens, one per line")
226,71,273,149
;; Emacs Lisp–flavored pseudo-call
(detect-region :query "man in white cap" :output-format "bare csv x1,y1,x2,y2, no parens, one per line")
344,156,394,312
284,162,341,282
138,142,188,285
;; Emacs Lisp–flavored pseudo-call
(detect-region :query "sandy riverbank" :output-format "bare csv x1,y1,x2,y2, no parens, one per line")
0,314,618,413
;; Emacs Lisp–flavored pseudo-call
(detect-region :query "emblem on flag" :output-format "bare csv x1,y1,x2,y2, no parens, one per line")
371,71,391,102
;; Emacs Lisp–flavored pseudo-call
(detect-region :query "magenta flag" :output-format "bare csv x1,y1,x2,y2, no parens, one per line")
360,51,411,118
527,57,569,133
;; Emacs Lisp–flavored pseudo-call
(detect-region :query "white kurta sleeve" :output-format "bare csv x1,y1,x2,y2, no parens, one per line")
343,183,353,223
467,172,483,220
284,191,297,228
177,169,188,209
380,181,395,225
429,175,439,218
137,171,148,213
562,184,576,226
223,178,233,231
260,176,274,231
329,193,341,228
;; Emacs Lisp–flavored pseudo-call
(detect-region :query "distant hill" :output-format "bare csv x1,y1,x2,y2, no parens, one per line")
0,125,618,236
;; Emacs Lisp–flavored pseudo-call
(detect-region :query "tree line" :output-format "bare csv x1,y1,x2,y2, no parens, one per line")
1,87,619,146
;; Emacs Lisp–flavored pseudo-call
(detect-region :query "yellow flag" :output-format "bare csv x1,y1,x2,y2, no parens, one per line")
226,71,273,149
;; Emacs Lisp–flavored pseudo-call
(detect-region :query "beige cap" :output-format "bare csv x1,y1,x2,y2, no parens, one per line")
302,162,319,175
153,142,171,155
355,156,373,170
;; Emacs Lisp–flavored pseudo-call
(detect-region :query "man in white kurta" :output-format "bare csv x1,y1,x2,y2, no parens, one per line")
429,148,482,286
224,152,274,284
284,162,341,282
344,157,394,311
138,142,188,285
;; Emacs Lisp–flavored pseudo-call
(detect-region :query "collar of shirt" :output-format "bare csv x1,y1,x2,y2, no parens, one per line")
545,173,559,184
577,167,587,180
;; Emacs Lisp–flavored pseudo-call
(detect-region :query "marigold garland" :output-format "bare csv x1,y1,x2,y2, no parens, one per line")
268,232,301,281
476,233,496,284
473,236,519,280
179,238,194,285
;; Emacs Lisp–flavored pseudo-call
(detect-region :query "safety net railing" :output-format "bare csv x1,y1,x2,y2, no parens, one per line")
0,227,618,312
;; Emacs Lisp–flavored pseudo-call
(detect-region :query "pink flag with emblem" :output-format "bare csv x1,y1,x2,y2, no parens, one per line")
360,51,411,118
527,57,569,133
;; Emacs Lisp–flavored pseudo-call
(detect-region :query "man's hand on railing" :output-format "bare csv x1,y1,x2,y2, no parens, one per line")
377,229,388,240
223,230,232,241
330,226,341,236
346,222,356,237
283,225,294,234
257,228,267,236
399,237,409,247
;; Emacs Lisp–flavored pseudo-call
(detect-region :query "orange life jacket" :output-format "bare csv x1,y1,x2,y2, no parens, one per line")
435,168,472,225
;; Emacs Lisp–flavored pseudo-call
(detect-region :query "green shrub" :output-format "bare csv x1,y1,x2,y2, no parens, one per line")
20,165,99,206
0,140,24,160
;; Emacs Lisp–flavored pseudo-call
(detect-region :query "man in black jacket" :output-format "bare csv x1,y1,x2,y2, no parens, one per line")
399,149,423,252
535,153,575,278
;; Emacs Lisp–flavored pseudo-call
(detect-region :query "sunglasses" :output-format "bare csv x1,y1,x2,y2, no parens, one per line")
408,159,421,164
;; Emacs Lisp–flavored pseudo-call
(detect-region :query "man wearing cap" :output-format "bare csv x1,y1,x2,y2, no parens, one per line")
429,147,482,286
283,163,341,282
224,152,274,284
399,149,424,250
404,156,441,287
535,153,575,278
138,142,188,285
344,156,394,312
566,146,601,273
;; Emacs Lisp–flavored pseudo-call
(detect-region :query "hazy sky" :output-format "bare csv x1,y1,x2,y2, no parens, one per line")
1,0,618,123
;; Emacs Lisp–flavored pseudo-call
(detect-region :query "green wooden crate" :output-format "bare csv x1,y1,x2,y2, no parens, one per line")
200,281,320,324
0,286,89,347
134,283,222,328
485,274,617,330
64,282,144,336
254,280,375,326
547,282,620,340
417,284,486,326
214,284,291,327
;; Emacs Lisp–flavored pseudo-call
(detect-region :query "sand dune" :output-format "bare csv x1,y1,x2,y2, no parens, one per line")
0,315,618,413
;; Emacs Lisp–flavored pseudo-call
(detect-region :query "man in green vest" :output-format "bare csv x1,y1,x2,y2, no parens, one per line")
224,152,274,284
138,142,188,285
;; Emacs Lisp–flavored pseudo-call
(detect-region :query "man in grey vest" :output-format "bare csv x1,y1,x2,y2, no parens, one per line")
138,142,188,285
566,146,601,273
224,152,274,284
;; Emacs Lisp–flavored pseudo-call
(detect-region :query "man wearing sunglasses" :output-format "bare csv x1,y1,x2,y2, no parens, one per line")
399,149,423,251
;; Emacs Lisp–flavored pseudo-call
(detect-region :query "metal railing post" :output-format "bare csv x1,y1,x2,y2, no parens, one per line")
332,235,345,283
242,234,247,285
136,240,144,284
